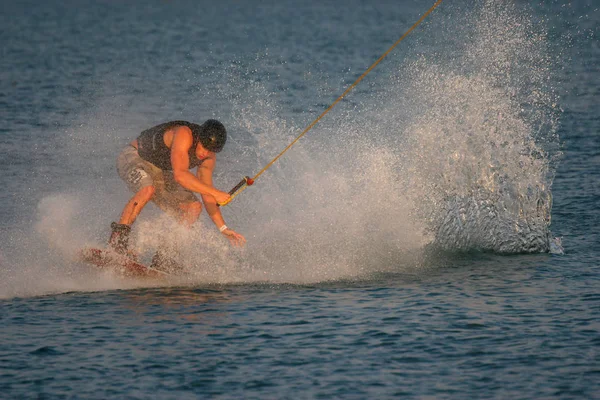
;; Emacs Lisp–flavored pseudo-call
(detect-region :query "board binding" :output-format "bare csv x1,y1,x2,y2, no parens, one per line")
80,247,170,279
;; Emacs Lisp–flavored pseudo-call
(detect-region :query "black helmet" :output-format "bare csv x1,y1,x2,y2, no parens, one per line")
199,119,227,153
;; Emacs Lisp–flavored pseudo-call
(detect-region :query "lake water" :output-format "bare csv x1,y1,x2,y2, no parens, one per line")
1,0,599,398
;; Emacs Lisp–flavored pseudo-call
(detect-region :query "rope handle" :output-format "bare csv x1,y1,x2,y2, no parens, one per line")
217,176,255,207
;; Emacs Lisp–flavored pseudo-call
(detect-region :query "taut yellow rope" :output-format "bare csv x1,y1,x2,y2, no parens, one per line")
221,0,443,206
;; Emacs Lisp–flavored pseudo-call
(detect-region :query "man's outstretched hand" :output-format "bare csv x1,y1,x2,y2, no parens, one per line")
222,228,246,247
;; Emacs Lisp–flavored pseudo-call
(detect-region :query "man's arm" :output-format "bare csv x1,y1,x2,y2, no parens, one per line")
198,159,246,247
196,158,226,227
170,126,230,204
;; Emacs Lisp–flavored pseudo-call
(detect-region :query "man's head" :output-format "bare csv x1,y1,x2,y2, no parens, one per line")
199,119,227,153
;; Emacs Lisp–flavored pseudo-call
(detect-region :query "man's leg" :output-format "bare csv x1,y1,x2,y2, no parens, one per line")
109,185,155,254
118,185,156,225
177,201,203,227
111,145,160,254
149,200,202,273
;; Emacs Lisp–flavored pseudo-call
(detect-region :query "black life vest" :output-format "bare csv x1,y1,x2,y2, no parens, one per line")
136,121,204,170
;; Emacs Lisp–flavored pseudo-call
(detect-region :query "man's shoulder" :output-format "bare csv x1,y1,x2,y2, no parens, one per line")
199,156,216,168
171,124,194,137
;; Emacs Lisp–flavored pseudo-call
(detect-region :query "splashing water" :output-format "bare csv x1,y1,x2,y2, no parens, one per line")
399,70,555,253
384,1,561,253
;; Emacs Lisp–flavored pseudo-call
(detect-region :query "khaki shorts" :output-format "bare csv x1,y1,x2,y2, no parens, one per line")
116,145,198,215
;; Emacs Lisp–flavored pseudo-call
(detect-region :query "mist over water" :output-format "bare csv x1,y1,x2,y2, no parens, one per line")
1,0,564,298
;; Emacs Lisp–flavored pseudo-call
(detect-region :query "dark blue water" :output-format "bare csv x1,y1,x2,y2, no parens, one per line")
1,0,599,398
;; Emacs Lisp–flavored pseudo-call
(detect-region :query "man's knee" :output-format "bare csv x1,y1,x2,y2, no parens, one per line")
136,185,155,201
180,201,202,221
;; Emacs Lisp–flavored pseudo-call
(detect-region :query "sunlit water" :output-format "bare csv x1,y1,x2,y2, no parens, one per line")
1,0,598,398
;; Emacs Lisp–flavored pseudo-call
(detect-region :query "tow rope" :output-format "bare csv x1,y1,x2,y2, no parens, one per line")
220,0,443,206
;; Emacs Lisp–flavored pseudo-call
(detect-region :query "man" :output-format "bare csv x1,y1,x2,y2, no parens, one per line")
109,119,246,269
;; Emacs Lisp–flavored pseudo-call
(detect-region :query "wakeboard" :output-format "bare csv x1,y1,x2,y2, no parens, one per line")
80,247,170,279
